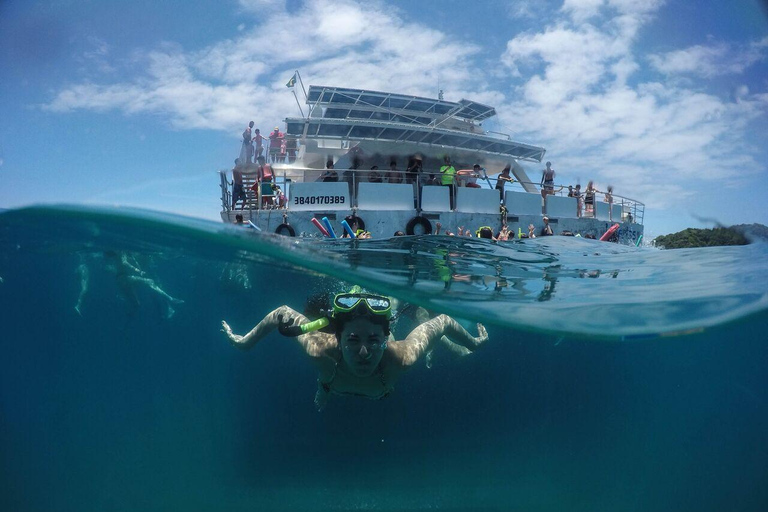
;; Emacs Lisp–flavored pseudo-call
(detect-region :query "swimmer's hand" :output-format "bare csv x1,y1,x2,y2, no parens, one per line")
221,320,244,344
278,314,303,337
474,323,488,347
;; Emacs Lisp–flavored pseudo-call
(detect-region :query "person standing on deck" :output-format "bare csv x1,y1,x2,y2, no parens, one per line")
232,159,247,210
268,127,282,163
240,121,254,165
496,164,513,202
540,161,555,201
440,155,457,210
386,161,403,184
253,128,264,160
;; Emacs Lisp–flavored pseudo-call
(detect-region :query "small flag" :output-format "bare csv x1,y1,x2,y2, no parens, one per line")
286,72,297,88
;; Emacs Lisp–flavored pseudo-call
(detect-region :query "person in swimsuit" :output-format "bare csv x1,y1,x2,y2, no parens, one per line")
221,286,488,411
540,161,555,197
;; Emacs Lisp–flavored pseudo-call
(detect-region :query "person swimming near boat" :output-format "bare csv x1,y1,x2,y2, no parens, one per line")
75,251,184,318
221,286,488,411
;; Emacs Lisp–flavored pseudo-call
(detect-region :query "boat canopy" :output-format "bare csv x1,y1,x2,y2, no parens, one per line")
285,117,546,162
307,85,497,123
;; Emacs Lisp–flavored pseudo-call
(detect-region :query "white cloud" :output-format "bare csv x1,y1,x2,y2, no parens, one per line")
649,37,768,77
43,0,768,213
46,0,480,131
499,1,767,210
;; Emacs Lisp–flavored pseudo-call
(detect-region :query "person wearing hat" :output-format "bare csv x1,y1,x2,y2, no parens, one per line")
268,126,283,163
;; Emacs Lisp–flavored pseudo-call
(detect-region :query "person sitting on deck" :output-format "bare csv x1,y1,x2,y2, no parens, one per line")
457,165,482,188
221,286,488,410
319,160,338,182
386,161,403,184
368,165,382,183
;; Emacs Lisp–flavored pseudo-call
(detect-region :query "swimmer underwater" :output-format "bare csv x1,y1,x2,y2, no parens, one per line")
221,286,488,411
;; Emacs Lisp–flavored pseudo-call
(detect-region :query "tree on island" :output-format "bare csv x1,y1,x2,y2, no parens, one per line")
653,226,756,249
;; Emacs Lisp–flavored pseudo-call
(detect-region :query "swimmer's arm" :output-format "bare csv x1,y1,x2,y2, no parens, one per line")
391,315,488,367
221,306,333,357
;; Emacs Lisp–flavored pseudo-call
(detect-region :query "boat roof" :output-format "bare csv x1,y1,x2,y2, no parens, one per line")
285,117,546,162
307,85,497,123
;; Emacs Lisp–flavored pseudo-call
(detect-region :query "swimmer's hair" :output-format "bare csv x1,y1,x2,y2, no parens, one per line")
393,231,405,236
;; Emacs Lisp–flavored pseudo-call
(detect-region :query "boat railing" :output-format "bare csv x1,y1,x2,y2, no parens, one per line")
219,167,644,224
508,179,645,224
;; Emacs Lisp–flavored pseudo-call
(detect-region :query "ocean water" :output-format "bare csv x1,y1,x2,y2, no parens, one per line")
1,205,767,512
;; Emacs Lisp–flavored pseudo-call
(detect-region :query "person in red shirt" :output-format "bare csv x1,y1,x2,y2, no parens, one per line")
268,127,283,163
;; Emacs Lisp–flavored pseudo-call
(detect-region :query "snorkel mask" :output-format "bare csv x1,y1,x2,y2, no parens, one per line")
476,226,493,238
278,286,391,337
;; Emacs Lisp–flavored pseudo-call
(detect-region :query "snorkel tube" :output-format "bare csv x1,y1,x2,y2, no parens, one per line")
278,316,330,337
278,286,392,338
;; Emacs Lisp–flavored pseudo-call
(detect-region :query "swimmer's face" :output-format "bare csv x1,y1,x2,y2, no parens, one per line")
339,317,387,376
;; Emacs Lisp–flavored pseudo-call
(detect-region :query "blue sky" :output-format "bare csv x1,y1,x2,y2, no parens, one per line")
1,0,766,237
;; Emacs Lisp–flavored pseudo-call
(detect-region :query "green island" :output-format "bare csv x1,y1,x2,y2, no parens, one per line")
653,223,768,249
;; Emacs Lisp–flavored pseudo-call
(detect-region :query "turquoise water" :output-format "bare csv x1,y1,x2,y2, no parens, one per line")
1,206,767,511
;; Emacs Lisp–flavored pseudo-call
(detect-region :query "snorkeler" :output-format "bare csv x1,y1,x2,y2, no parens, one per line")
221,286,488,411
75,251,184,318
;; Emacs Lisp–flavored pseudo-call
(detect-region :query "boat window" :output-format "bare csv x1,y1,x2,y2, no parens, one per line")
378,128,406,140
368,111,391,122
359,94,386,107
317,124,351,137
331,93,355,104
385,98,409,109
325,108,351,119
407,101,432,112
438,134,471,147
286,122,305,135
418,132,446,145
348,126,382,139
482,143,507,154
465,138,492,150
307,123,320,136
349,110,373,120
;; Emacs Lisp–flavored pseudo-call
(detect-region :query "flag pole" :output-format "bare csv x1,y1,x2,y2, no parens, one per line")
296,70,307,102
292,89,305,118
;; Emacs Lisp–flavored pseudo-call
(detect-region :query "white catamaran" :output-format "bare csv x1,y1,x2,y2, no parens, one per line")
219,81,644,242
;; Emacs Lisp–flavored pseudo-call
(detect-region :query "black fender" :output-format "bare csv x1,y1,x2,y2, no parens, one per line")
275,223,296,237
405,216,432,235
